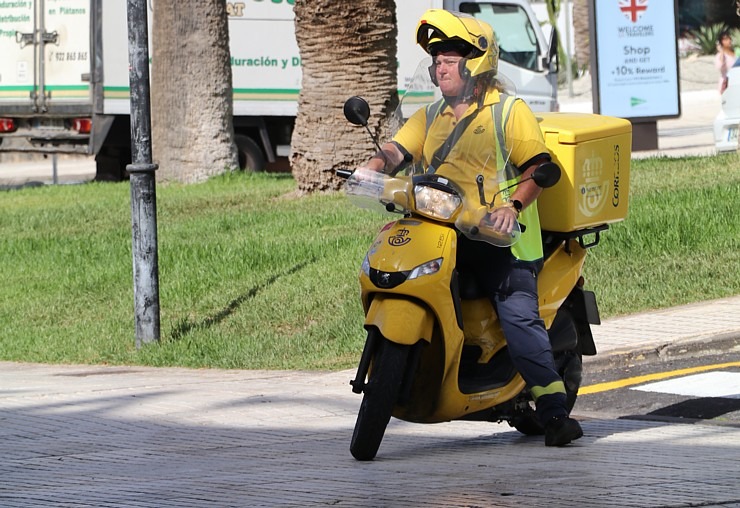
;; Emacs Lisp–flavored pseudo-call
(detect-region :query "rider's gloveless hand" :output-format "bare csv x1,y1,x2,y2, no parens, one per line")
482,205,518,234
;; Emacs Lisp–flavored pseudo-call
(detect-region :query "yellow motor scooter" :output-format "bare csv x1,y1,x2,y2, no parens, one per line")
341,89,630,461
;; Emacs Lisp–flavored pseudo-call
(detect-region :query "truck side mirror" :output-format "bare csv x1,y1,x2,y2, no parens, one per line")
546,27,559,73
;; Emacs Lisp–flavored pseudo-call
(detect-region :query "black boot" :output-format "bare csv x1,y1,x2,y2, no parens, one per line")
544,416,583,446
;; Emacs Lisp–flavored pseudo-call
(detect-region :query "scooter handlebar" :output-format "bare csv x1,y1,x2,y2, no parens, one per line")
469,223,527,235
335,169,353,179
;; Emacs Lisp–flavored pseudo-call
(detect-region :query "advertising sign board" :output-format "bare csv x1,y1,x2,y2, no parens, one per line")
590,0,680,120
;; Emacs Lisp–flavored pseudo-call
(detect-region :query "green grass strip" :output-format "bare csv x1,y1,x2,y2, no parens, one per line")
1,154,738,369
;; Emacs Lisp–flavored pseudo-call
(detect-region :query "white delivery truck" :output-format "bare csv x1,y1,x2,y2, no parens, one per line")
0,0,557,178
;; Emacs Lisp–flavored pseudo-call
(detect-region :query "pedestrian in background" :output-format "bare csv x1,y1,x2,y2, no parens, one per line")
715,31,737,94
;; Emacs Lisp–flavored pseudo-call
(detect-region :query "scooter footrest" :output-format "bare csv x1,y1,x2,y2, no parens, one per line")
458,346,518,394
349,379,365,394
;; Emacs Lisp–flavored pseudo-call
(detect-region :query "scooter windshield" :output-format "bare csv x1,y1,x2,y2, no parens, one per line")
346,56,522,247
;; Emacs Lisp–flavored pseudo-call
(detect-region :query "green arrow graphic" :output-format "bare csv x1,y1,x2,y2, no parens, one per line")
631,97,647,107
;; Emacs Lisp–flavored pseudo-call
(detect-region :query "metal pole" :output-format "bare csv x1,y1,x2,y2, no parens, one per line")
564,0,574,98
38,0,47,112
588,0,600,114
126,0,160,347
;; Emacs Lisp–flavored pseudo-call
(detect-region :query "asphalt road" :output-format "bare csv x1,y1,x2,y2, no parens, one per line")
579,351,740,425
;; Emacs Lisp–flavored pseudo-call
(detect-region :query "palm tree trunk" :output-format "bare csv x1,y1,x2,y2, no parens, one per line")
291,0,398,194
573,0,590,71
151,0,238,183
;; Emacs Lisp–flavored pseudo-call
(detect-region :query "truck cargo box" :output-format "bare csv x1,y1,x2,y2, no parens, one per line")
1,0,558,178
536,113,632,233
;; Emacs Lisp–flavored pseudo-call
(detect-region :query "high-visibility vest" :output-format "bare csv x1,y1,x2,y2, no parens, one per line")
423,94,543,261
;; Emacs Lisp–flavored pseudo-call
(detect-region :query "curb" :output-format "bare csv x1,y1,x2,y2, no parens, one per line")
584,331,740,370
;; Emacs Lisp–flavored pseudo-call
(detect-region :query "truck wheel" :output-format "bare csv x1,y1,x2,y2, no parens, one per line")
95,146,130,182
350,335,409,461
235,134,266,172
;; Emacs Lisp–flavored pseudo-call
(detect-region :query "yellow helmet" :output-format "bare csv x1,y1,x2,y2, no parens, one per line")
416,9,498,78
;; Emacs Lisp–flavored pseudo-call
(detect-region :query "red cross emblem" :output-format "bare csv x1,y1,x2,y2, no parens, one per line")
619,0,648,23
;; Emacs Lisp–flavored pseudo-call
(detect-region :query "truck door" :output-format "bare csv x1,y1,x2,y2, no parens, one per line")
454,1,559,112
0,0,93,153
0,0,36,112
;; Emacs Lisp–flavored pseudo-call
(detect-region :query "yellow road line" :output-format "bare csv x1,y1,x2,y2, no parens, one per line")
580,361,740,395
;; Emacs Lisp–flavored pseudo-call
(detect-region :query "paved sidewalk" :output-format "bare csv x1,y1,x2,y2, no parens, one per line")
589,295,740,366
1,297,739,507
0,155,96,187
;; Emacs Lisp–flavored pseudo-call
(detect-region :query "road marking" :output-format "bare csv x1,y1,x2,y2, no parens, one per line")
580,361,740,395
632,371,740,398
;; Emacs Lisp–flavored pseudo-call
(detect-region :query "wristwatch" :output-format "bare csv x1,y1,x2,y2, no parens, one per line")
511,199,523,213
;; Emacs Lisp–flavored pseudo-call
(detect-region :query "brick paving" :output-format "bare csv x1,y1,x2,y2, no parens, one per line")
1,294,740,507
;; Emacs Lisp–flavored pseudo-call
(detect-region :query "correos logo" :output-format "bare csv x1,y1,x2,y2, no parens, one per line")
388,228,411,247
578,152,608,218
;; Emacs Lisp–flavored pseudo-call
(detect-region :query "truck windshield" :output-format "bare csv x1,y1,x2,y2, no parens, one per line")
460,3,540,72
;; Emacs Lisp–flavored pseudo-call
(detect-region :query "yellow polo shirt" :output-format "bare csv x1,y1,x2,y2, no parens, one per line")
394,88,547,197
392,88,550,261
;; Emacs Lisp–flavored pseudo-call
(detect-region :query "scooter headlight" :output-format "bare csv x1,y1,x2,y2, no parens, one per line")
413,184,461,220
407,257,443,280
361,254,370,276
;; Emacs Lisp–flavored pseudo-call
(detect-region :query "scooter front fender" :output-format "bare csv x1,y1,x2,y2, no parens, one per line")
364,294,434,346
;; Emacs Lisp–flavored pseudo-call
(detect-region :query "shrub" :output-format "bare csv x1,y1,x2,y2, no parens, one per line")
688,23,729,55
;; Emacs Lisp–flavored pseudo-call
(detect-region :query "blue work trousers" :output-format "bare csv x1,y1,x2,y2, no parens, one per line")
456,236,568,422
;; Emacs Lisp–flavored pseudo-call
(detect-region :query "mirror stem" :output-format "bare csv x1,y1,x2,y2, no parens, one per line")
364,124,383,153
488,176,533,208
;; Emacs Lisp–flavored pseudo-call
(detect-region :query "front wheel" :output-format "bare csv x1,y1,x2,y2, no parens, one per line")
350,335,410,461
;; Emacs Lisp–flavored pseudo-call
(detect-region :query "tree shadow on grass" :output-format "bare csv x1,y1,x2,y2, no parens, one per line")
170,259,313,341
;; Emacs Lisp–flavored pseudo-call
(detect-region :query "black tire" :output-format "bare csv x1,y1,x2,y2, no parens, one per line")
511,404,545,436
512,308,584,436
95,146,131,182
511,353,581,435
550,306,584,412
234,134,266,172
350,336,410,461
555,349,583,412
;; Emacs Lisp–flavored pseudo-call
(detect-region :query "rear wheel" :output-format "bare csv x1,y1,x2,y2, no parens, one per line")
512,308,584,436
350,336,410,461
511,402,544,436
555,348,583,411
551,307,584,412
